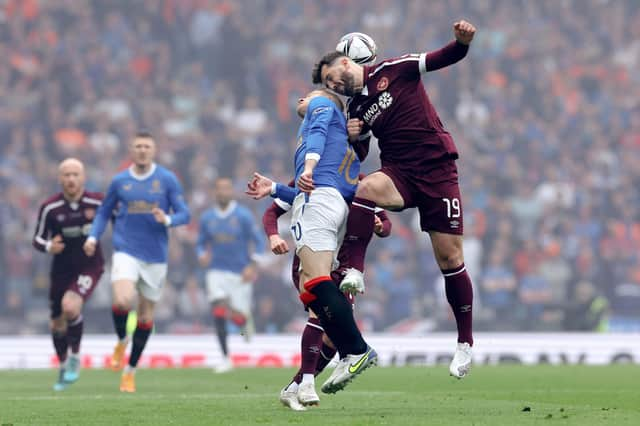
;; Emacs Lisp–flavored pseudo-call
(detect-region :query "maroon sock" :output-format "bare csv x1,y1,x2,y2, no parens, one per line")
66,315,83,354
112,305,129,341
342,197,376,272
291,318,324,384
300,318,323,375
442,263,474,345
315,342,337,375
52,330,68,364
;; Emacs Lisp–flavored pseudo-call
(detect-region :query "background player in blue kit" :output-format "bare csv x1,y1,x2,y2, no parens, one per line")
196,176,265,373
83,131,190,392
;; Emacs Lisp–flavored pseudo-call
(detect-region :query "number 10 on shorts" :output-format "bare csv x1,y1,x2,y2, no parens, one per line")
442,198,460,218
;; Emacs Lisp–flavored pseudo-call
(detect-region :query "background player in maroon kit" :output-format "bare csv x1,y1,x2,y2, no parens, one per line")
312,20,477,378
262,177,391,410
32,158,104,391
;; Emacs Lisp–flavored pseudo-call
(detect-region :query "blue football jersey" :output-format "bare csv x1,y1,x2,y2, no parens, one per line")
291,96,360,202
196,201,265,273
90,164,191,263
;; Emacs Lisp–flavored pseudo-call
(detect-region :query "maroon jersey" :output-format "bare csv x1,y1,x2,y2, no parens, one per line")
33,191,105,277
348,45,467,166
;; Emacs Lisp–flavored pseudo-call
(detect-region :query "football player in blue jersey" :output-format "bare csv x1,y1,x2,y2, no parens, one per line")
196,176,265,373
84,131,191,392
247,88,377,403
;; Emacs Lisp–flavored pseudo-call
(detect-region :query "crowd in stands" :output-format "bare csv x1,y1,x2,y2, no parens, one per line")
1,0,638,334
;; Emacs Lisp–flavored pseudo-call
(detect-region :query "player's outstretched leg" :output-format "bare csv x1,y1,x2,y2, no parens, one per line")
300,277,376,394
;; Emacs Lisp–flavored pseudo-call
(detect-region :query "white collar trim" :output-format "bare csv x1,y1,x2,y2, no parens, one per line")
129,163,157,181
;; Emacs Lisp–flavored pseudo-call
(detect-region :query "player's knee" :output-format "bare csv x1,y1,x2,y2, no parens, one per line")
62,302,81,320
355,177,375,199
112,292,134,310
436,251,464,270
435,245,464,269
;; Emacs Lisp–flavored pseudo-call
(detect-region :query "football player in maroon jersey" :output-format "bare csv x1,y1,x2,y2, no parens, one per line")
32,158,104,390
312,20,476,378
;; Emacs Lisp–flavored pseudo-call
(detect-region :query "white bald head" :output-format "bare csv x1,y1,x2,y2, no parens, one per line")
58,158,85,201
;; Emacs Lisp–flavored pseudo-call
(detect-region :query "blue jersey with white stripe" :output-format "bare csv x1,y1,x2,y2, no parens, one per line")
90,164,191,263
196,201,265,273
293,96,360,202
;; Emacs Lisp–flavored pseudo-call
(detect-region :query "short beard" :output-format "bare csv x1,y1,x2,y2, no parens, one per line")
341,71,357,96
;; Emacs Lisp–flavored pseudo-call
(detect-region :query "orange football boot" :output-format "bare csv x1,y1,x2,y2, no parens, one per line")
119,372,136,393
110,341,128,371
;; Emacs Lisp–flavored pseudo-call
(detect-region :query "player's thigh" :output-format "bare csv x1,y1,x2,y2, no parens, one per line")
298,247,335,289
419,180,465,269
228,278,252,317
206,270,233,303
65,267,103,315
356,171,404,209
111,252,140,306
137,295,156,323
136,262,168,304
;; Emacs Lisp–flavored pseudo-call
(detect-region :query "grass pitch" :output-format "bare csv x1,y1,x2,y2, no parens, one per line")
0,366,638,425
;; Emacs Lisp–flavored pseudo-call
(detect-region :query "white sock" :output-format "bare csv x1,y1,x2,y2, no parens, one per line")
301,374,314,385
123,365,135,375
285,381,299,393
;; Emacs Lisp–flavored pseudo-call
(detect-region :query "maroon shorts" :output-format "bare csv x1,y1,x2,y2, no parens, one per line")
49,266,104,318
379,159,463,235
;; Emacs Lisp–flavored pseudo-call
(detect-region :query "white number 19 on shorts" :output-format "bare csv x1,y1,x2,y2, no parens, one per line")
442,198,461,218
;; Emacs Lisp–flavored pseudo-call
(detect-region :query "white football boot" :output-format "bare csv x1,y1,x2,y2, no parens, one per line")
213,357,233,373
297,382,320,406
449,342,472,379
279,388,307,411
321,346,377,394
338,268,365,295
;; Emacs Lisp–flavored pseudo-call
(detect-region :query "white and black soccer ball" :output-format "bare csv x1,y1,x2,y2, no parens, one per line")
336,32,377,65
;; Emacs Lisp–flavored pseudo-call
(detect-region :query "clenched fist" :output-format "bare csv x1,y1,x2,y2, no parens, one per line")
453,20,476,45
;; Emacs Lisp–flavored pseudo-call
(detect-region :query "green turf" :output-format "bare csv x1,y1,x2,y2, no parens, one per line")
0,366,638,425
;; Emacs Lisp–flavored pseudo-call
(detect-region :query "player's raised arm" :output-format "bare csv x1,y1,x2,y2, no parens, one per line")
305,97,333,161
165,173,191,227
424,20,475,72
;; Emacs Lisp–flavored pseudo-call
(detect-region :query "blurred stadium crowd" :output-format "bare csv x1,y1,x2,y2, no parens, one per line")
1,0,639,334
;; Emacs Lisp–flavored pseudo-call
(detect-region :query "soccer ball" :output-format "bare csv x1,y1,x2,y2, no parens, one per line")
336,32,377,65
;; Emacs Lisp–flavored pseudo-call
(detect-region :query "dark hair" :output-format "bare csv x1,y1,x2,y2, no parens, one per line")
135,130,153,139
316,88,344,111
312,51,347,84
